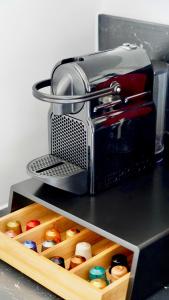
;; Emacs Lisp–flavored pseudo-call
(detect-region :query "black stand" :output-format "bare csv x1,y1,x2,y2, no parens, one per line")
7,143,169,300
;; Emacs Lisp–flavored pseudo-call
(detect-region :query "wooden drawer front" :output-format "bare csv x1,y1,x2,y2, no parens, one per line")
0,203,132,300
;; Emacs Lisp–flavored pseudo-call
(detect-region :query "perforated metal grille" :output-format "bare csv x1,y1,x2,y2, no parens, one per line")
28,154,82,177
51,115,87,168
29,155,60,172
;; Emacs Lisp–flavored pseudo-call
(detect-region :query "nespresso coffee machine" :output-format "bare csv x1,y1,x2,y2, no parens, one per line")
27,44,156,195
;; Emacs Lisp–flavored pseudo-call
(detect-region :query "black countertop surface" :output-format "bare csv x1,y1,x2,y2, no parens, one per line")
0,260,169,300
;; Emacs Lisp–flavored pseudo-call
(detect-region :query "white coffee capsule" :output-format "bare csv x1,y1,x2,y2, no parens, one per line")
75,242,92,260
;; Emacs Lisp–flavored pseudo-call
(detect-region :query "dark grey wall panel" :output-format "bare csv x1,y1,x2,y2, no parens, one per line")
99,14,169,133
99,14,169,61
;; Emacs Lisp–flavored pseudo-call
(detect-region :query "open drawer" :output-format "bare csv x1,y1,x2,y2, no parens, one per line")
0,203,133,300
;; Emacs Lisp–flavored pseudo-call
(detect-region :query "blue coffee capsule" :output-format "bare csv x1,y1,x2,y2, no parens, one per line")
23,240,37,252
89,266,107,281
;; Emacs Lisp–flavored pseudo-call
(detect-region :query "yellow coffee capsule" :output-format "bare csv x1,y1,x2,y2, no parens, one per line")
6,221,22,235
66,228,80,239
90,278,107,289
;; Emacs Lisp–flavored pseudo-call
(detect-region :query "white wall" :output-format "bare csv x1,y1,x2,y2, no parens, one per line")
100,0,169,25
0,0,98,208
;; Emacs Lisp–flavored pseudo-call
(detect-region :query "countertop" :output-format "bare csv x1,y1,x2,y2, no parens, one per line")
0,260,169,300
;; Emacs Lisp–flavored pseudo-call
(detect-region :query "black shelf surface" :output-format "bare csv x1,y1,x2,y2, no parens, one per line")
11,160,169,250
7,140,169,299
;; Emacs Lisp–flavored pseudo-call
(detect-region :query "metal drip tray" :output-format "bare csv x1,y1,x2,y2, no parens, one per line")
27,154,87,195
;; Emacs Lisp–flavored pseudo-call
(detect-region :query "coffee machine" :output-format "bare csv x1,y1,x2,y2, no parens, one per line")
27,44,156,195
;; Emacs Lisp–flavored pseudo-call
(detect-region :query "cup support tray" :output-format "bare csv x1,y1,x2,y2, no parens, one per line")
27,154,87,195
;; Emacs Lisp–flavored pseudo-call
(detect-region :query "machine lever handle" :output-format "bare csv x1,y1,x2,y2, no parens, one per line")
32,79,120,104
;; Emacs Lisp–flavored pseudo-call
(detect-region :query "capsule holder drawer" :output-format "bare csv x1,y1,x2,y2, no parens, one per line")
0,203,132,300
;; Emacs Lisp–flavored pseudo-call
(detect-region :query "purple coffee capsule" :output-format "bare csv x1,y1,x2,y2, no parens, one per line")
50,256,65,268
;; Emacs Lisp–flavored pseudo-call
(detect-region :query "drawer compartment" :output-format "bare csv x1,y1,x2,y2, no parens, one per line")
43,231,112,269
0,203,59,233
0,203,133,300
15,215,84,253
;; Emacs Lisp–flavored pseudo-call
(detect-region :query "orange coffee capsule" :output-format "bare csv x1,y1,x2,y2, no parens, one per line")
69,255,86,269
45,228,61,243
111,265,128,281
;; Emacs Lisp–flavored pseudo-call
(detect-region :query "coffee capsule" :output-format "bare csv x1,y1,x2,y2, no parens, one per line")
106,268,112,283
69,255,86,269
111,265,128,281
66,228,80,239
6,221,22,235
111,254,128,269
75,242,92,260
90,278,107,289
23,240,37,252
5,230,17,238
42,240,57,251
45,228,61,243
50,256,65,268
26,220,40,231
89,266,106,281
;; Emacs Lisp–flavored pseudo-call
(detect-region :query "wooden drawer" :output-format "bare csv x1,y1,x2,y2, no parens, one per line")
0,203,133,300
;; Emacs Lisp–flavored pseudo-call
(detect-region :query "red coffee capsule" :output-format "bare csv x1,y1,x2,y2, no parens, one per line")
26,220,41,231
